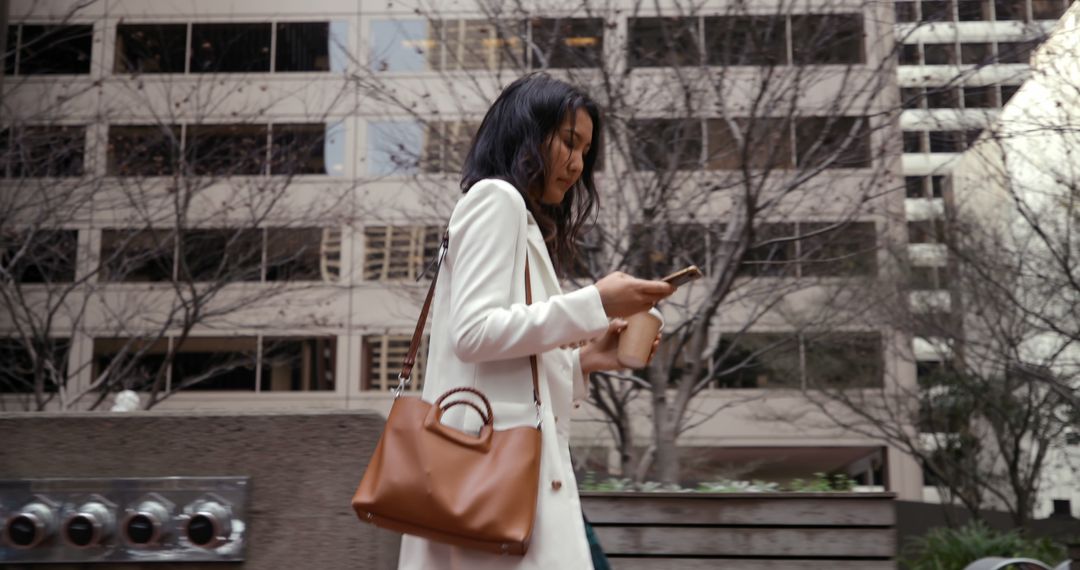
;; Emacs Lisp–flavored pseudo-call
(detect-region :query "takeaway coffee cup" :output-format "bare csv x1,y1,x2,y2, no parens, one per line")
617,307,665,369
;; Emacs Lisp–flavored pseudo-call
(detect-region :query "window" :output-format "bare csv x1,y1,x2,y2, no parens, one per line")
896,1,919,22
931,175,947,197
190,23,272,72
906,176,927,198
795,117,872,169
271,123,327,175
705,16,788,66
923,43,957,65
179,229,264,282
431,19,525,71
904,131,926,153
960,42,993,65
1031,0,1067,19
713,333,801,388
799,222,878,277
363,225,442,281
92,337,170,392
963,86,996,108
9,24,92,75
902,87,926,109
908,219,946,243
739,223,797,277
921,1,955,21
900,44,921,65
370,19,434,72
171,337,259,391
905,175,947,198
275,22,330,72
929,130,963,153
627,222,722,279
926,86,960,108
1,126,85,178
1000,84,1020,104
101,228,338,282
628,17,699,68
108,122,339,177
265,228,340,282
116,21,343,74
529,18,603,68
994,0,1027,19
740,221,878,277
804,333,883,388
629,119,704,171
363,334,428,391
422,121,479,173
707,118,793,170
0,338,69,393
0,230,77,283
791,14,864,65
997,40,1038,64
261,337,335,391
910,265,950,290
114,24,187,73
368,121,423,175
100,230,175,282
95,336,328,392
958,0,993,20
186,124,268,175
107,125,181,176
711,332,883,390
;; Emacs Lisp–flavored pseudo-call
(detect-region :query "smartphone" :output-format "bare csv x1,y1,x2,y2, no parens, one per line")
661,265,703,287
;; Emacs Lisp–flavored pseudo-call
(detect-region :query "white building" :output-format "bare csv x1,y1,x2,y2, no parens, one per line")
940,0,1079,517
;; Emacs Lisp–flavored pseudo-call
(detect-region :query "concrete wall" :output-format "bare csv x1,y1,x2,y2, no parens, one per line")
0,411,400,569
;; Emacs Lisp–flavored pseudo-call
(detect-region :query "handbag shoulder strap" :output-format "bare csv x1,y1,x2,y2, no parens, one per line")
398,230,542,409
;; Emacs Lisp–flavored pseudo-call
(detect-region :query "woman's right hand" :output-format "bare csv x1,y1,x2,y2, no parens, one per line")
594,271,675,318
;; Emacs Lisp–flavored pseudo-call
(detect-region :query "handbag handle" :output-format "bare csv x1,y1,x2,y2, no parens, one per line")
435,386,494,424
397,230,542,410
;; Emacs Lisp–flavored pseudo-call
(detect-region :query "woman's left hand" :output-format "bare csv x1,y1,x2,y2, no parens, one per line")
575,319,662,374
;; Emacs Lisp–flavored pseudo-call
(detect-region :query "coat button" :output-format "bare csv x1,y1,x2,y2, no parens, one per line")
551,480,563,491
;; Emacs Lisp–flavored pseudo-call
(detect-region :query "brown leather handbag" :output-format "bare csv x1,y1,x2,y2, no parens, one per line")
352,230,544,555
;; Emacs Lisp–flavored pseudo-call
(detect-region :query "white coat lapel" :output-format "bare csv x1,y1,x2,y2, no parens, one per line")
525,213,562,297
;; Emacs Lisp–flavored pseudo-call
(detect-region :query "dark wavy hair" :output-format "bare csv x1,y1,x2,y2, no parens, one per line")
460,72,602,277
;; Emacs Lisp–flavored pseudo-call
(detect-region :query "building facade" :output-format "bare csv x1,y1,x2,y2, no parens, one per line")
0,0,932,498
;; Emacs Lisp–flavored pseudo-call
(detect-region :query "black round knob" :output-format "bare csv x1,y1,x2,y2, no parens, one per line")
65,515,95,547
7,515,38,547
186,514,215,546
125,514,155,544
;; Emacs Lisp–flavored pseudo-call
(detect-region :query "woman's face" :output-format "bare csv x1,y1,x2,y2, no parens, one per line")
540,107,593,206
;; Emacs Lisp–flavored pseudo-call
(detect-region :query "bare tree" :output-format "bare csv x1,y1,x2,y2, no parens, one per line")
354,0,908,484
0,3,360,410
780,5,1080,525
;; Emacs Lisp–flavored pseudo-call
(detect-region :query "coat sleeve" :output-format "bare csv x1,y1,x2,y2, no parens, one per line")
447,180,610,363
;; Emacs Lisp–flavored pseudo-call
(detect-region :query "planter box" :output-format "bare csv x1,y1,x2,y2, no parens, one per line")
582,491,898,570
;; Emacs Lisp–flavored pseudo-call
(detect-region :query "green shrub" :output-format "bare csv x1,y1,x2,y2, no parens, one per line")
901,521,1066,570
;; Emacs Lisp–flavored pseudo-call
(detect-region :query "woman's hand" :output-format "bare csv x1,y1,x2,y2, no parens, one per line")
577,319,662,374
595,272,674,318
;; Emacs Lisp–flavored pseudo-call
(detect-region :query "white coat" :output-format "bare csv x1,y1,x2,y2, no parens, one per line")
397,178,611,570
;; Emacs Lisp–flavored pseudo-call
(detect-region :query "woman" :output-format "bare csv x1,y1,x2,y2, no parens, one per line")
398,73,674,569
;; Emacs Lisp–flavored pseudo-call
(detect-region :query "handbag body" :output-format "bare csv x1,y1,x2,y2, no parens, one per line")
352,230,544,555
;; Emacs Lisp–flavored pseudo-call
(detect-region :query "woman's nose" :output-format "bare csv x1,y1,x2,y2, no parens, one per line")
568,151,584,176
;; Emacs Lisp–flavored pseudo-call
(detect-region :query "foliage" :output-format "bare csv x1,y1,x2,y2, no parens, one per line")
578,471,855,493
900,522,1067,570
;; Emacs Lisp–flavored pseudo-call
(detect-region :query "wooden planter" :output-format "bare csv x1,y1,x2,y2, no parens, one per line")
582,491,898,569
